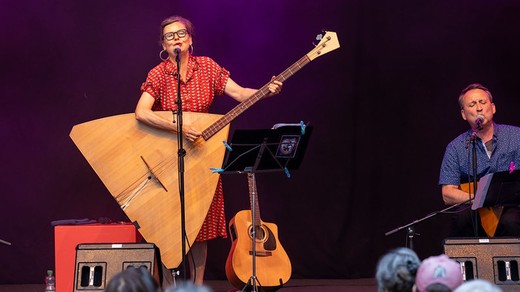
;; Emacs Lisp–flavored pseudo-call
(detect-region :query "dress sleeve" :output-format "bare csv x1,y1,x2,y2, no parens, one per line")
205,57,230,96
139,65,164,99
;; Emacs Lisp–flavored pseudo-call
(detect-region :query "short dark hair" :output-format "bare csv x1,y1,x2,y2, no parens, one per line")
159,16,194,43
458,83,493,108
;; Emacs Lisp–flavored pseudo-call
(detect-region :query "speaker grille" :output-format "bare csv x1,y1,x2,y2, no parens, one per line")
74,243,159,292
444,237,520,288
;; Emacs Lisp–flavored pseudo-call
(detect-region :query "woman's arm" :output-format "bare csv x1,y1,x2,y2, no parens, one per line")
135,92,201,141
224,77,282,102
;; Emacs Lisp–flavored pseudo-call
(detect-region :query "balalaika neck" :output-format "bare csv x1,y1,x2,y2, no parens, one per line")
201,55,311,140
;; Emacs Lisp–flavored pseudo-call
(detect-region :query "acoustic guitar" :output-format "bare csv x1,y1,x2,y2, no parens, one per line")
69,31,340,269
226,173,291,290
459,182,502,237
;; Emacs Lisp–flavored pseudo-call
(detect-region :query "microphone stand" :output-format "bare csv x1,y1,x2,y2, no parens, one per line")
173,50,187,281
385,199,472,249
470,130,479,237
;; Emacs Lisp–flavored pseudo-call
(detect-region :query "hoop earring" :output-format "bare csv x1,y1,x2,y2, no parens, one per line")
189,45,194,54
159,49,169,61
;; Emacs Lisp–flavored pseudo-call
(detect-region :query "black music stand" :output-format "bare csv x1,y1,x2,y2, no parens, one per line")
222,123,312,175
472,169,520,210
221,123,312,292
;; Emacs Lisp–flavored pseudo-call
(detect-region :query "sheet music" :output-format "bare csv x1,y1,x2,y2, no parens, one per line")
472,172,494,210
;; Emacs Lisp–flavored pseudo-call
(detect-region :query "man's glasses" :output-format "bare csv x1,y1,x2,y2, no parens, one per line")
163,29,188,41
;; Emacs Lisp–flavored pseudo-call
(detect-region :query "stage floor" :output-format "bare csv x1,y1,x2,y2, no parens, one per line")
207,278,377,291
0,278,377,292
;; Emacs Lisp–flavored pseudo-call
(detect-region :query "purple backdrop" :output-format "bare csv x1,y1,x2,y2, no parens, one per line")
2,0,520,284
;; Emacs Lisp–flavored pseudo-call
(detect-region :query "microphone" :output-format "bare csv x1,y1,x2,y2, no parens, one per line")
475,114,485,130
173,45,181,55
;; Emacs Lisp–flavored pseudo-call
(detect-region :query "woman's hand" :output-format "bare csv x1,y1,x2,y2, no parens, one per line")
267,76,283,96
183,125,201,142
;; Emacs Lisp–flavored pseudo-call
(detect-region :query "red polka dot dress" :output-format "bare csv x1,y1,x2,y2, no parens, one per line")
141,56,230,241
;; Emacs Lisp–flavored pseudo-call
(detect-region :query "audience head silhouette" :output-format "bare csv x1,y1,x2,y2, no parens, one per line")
454,279,502,292
105,266,160,292
376,247,421,292
414,254,463,292
164,281,212,292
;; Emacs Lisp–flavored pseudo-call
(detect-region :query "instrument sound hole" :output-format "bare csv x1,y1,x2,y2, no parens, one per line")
248,225,267,242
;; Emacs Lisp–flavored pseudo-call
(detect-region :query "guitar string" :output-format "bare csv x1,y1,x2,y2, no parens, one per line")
115,153,175,205
120,177,151,210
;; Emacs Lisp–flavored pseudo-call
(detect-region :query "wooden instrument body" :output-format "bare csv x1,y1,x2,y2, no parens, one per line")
459,182,501,237
70,111,229,268
225,172,291,290
226,210,292,290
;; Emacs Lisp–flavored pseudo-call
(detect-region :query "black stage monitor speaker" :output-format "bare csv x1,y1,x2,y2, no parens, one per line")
444,237,520,289
73,243,160,292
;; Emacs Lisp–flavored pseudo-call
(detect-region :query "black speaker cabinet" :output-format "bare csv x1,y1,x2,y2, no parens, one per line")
73,243,160,292
444,237,520,290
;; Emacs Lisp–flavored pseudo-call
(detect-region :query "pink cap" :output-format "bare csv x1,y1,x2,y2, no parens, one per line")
416,255,463,291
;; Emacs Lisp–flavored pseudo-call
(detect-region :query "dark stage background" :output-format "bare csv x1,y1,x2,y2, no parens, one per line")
2,0,520,284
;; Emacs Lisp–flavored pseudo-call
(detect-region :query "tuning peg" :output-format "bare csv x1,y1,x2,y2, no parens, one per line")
313,30,329,46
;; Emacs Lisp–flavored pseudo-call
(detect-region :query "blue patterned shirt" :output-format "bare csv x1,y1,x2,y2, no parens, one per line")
439,123,520,185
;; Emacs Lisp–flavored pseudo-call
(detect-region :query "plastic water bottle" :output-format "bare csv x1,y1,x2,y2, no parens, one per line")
45,270,55,292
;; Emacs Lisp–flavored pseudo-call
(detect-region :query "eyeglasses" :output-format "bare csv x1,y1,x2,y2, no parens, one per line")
162,29,188,41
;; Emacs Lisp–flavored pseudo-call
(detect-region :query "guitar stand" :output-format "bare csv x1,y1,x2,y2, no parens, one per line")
239,142,269,292
243,171,263,292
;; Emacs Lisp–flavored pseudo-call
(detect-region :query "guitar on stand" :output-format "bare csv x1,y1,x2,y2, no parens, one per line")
226,172,291,291
221,124,313,291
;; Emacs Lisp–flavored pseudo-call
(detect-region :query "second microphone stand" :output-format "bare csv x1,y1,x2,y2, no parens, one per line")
385,200,471,249
470,129,480,237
